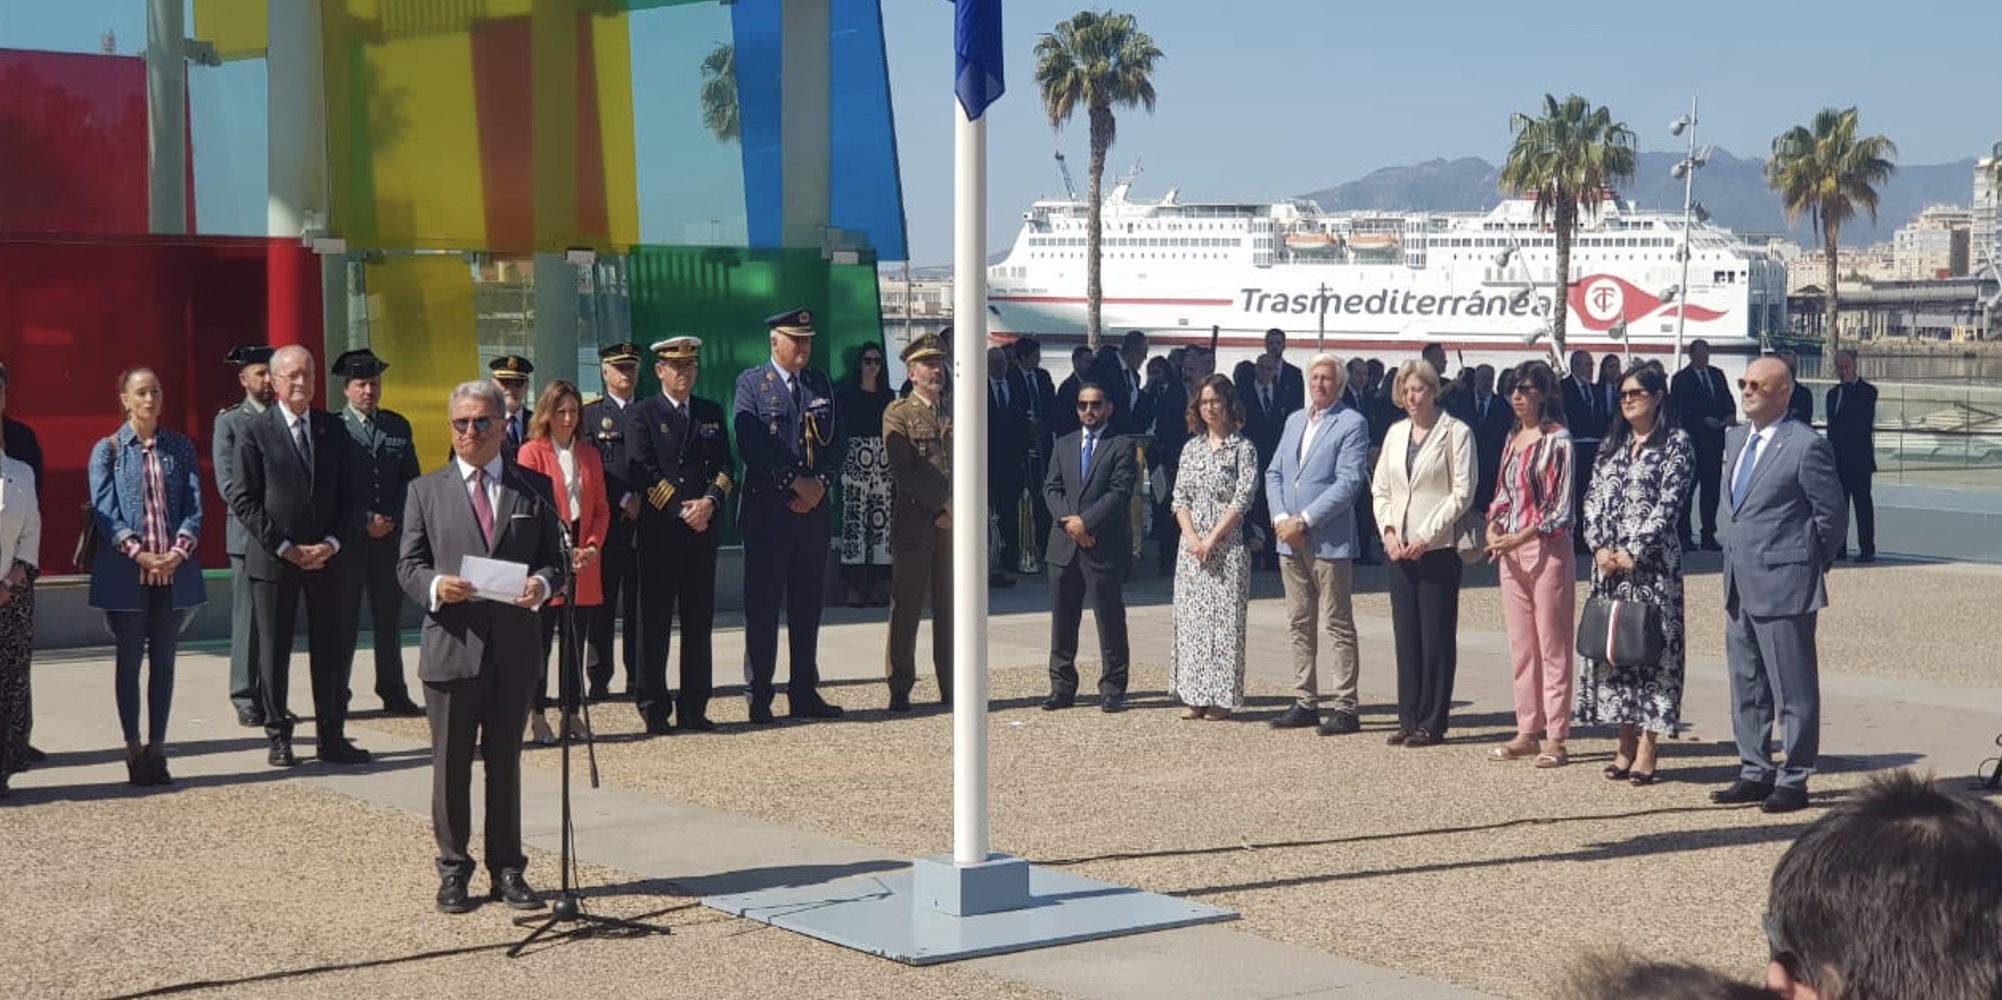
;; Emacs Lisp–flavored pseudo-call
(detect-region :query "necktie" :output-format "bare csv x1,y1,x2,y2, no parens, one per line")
1700,369,1713,398
293,414,313,470
1262,387,1272,413
1081,431,1095,479
1731,433,1763,507
789,374,804,417
1832,386,1843,418
1479,396,1488,422
471,467,495,546
1127,369,1139,407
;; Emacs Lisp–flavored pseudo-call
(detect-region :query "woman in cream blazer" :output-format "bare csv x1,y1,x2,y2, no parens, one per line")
1371,358,1475,747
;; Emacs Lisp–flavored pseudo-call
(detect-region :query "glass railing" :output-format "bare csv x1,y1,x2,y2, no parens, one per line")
1799,378,2002,491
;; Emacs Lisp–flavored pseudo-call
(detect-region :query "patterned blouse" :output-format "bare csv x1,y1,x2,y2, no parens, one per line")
1486,424,1575,535
117,436,197,560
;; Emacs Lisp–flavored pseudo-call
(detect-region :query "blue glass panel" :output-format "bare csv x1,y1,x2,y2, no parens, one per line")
830,0,907,261
730,0,783,249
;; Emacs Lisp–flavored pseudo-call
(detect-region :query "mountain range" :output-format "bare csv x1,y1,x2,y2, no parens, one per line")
1297,149,1981,247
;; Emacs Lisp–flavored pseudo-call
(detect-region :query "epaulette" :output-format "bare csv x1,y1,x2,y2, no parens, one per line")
713,472,733,496
582,393,604,406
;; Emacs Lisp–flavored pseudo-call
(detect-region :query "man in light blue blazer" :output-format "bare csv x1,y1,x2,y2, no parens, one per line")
1265,354,1372,736
1713,356,1846,815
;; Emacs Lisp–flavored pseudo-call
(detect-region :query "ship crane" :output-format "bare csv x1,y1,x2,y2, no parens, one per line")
1054,151,1079,202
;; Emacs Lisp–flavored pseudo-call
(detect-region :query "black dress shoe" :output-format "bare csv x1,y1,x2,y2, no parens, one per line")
1711,779,1777,805
888,693,912,712
1761,787,1810,814
1702,538,1723,552
316,738,373,765
1402,729,1443,747
1385,729,1412,746
1318,711,1361,736
790,700,845,720
380,694,424,717
748,704,777,725
492,871,546,910
24,744,46,763
643,718,674,736
1040,695,1075,711
268,737,298,768
1100,695,1126,713
1855,552,1877,564
236,707,265,728
1268,704,1321,729
436,873,475,914
586,684,610,702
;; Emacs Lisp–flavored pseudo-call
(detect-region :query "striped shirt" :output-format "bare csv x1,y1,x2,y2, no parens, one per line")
1486,425,1575,535
118,437,197,563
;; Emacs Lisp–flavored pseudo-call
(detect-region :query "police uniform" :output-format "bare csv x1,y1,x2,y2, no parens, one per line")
490,354,535,463
213,343,274,725
881,334,953,710
332,348,424,715
733,308,848,722
627,336,733,732
580,342,644,699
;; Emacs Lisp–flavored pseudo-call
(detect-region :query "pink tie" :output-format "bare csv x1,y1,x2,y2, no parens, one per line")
471,468,494,547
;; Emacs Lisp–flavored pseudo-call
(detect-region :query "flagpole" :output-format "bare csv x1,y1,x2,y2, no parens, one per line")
951,94,991,868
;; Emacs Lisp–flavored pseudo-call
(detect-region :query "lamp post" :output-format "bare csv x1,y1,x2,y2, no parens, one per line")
1670,99,1710,369
1495,239,1559,365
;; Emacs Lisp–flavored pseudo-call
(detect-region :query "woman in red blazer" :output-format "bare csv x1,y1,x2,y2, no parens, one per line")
517,380,611,745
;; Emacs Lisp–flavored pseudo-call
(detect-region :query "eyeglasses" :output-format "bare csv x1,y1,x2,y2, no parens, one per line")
1739,377,1775,393
1077,399,1107,410
1618,388,1654,401
450,416,497,434
861,358,883,366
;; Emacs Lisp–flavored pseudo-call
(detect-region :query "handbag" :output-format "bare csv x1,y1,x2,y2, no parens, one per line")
72,435,117,571
1575,592,1664,668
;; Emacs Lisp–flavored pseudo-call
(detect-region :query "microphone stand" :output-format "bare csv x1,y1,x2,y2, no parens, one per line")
511,505,667,956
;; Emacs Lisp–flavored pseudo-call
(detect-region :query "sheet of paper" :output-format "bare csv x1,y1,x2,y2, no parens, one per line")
460,555,529,604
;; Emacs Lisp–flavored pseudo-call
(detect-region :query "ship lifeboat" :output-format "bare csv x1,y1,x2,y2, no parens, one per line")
1346,232,1401,252
1284,232,1338,252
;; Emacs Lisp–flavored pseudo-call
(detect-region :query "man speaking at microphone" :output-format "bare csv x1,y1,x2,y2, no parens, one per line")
399,381,566,914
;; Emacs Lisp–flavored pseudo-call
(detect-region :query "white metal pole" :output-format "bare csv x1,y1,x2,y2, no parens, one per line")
951,99,991,867
1673,97,1698,368
145,0,188,235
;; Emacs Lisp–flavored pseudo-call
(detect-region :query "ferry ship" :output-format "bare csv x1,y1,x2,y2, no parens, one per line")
987,174,1788,378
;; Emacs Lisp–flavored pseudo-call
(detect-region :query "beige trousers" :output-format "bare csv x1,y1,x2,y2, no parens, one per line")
1280,550,1359,711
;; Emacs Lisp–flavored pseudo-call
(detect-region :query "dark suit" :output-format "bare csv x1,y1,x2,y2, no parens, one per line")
1237,362,1305,419
1007,366,1057,558
223,405,366,742
580,394,641,694
628,393,732,728
1787,384,1815,426
1149,381,1191,570
212,399,267,715
733,362,848,713
338,405,422,706
1825,378,1878,558
1042,427,1137,700
1053,373,1086,440
1669,363,1734,545
502,407,531,463
1241,380,1287,562
1561,375,1607,550
986,377,1032,573
397,459,565,880
1466,393,1512,511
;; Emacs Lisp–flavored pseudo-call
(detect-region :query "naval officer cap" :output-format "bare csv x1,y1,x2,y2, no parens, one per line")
598,341,643,366
900,332,947,364
223,343,274,368
331,348,389,380
764,308,815,337
489,354,535,381
650,336,703,362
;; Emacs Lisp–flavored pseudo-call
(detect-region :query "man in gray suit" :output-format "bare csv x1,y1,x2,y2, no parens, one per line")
1265,354,1371,736
1041,382,1138,712
398,381,565,914
1712,355,1845,815
213,343,274,726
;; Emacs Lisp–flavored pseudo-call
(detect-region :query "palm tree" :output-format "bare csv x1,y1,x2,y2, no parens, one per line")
1764,107,1896,352
698,42,738,144
1034,10,1162,350
1498,94,1638,356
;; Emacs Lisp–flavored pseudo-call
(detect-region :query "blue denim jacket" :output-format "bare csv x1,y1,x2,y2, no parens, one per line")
87,424,206,611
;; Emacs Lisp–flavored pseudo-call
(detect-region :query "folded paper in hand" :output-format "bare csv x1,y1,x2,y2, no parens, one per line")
460,555,529,603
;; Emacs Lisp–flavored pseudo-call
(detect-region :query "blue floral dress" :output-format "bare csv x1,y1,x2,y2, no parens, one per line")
1575,428,1695,734
1169,434,1260,709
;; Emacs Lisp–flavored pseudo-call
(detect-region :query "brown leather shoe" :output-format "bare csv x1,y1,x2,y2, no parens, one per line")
1402,729,1443,747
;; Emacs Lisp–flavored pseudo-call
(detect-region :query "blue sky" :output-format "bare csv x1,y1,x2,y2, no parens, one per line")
4,1,1997,264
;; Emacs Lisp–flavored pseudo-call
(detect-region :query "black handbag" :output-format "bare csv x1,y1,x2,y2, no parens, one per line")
72,436,117,572
1575,592,1663,668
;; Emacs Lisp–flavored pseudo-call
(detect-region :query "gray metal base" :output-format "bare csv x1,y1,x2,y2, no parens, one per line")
705,860,1237,965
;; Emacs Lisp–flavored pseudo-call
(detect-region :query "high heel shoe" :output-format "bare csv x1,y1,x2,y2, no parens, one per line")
563,712,591,741
1603,762,1632,781
125,748,153,787
144,744,172,786
529,712,556,747
1629,771,1659,787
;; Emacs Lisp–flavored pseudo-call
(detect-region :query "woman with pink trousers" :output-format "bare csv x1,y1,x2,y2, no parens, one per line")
1483,360,1577,768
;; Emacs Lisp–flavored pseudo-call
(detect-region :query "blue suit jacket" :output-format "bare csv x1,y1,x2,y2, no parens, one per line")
1265,405,1369,560
1721,416,1845,618
732,361,847,514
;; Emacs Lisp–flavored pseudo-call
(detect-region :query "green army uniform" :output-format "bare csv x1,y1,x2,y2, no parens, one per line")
882,334,953,709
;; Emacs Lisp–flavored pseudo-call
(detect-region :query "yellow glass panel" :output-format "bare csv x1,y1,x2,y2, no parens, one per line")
365,255,478,467
592,13,640,249
192,0,269,61
359,31,488,249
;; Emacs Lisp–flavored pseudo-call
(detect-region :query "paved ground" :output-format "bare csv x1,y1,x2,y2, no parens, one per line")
3,553,1997,1000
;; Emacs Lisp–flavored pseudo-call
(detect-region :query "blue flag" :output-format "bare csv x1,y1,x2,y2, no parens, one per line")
954,0,1004,120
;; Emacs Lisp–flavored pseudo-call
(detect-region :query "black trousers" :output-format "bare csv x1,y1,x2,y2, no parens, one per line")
1024,454,1052,563
253,561,350,742
637,520,719,725
585,515,640,693
740,499,828,712
338,532,412,703
1838,462,1875,556
1570,441,1598,551
536,602,585,712
1387,549,1462,736
1679,433,1724,544
989,477,1025,574
425,659,535,879
1046,556,1129,698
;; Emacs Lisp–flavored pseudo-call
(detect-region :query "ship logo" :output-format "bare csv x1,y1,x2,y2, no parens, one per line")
1569,275,1726,331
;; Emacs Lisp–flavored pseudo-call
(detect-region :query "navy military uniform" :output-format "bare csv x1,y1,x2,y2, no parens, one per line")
734,308,848,722
580,342,644,698
212,343,275,726
882,334,953,710
628,336,733,732
490,354,535,463
332,349,424,715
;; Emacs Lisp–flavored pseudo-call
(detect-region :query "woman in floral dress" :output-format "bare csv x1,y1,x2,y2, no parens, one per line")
836,344,896,606
1170,374,1261,719
1576,362,1696,786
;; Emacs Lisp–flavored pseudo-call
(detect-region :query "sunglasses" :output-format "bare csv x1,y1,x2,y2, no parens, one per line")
1619,388,1654,401
861,358,884,366
1738,377,1775,393
1077,399,1108,410
450,416,497,434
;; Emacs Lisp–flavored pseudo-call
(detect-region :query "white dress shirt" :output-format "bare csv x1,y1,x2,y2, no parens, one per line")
428,454,550,611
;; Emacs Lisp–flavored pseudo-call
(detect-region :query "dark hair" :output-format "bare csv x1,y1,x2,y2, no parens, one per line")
1506,360,1565,428
846,342,888,390
1558,954,1778,1000
527,379,582,441
1071,344,1093,363
1599,362,1670,463
1766,771,2002,1000
1144,356,1172,386
1121,329,1148,349
1185,373,1244,435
